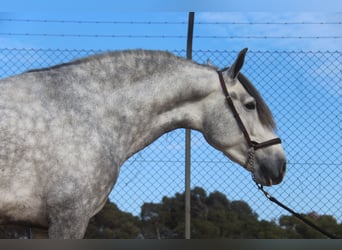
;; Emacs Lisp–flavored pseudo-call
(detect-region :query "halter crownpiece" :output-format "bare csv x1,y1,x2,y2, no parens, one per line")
217,70,282,175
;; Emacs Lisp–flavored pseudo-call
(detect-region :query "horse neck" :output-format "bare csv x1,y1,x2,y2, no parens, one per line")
109,65,218,161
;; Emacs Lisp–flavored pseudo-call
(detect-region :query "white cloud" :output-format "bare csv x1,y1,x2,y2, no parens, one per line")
196,12,342,51
0,37,34,49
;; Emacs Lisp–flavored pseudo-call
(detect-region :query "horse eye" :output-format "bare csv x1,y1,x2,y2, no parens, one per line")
245,101,256,110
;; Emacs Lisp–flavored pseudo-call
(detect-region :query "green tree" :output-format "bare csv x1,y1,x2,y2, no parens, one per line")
1,187,341,239
138,187,342,239
140,193,185,239
84,199,141,238
279,211,342,238
139,187,285,238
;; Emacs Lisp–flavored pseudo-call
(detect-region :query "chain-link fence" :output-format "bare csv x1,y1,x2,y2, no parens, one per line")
0,48,341,228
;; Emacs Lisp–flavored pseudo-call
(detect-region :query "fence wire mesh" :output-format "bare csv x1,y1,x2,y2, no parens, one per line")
0,48,341,233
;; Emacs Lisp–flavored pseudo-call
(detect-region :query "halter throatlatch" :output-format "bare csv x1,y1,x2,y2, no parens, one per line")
217,70,282,176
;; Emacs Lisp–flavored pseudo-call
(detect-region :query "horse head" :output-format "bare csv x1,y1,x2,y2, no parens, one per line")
202,49,286,186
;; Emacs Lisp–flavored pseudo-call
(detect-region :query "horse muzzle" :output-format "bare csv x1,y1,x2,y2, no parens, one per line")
253,155,286,186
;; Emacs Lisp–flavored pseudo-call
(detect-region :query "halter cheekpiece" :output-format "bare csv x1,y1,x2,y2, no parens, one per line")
217,70,282,174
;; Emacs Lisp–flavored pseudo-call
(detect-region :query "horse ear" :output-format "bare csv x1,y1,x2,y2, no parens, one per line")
227,48,248,79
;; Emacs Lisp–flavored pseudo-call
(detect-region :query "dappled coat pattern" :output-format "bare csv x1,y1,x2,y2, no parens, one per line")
0,49,285,238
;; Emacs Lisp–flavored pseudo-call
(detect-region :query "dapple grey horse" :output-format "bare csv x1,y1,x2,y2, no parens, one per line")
0,49,286,238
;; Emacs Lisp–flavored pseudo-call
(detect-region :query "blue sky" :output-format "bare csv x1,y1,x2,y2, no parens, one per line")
0,12,341,51
1,0,342,12
0,1,341,223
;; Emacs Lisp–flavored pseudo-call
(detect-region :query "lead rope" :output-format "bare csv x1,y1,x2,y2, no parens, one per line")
245,147,338,239
255,183,339,239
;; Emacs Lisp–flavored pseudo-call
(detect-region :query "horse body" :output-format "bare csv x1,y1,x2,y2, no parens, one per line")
0,49,286,238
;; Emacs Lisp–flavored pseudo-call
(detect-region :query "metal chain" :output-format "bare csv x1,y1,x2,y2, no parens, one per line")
245,147,256,178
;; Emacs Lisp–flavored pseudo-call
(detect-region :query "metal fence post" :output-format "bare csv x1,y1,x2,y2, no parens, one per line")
185,11,195,240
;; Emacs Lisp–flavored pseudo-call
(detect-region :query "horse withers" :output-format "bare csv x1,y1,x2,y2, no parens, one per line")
0,49,286,238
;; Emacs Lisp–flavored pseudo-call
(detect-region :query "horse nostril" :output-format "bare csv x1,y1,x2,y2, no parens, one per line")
281,161,287,176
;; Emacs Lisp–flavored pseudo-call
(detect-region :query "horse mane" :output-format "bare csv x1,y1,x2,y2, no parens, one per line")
237,73,276,130
26,50,189,73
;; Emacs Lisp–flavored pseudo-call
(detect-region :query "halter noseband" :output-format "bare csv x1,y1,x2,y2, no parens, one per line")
217,70,282,172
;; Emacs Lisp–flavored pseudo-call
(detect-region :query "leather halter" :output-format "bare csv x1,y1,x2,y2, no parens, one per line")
217,70,282,152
